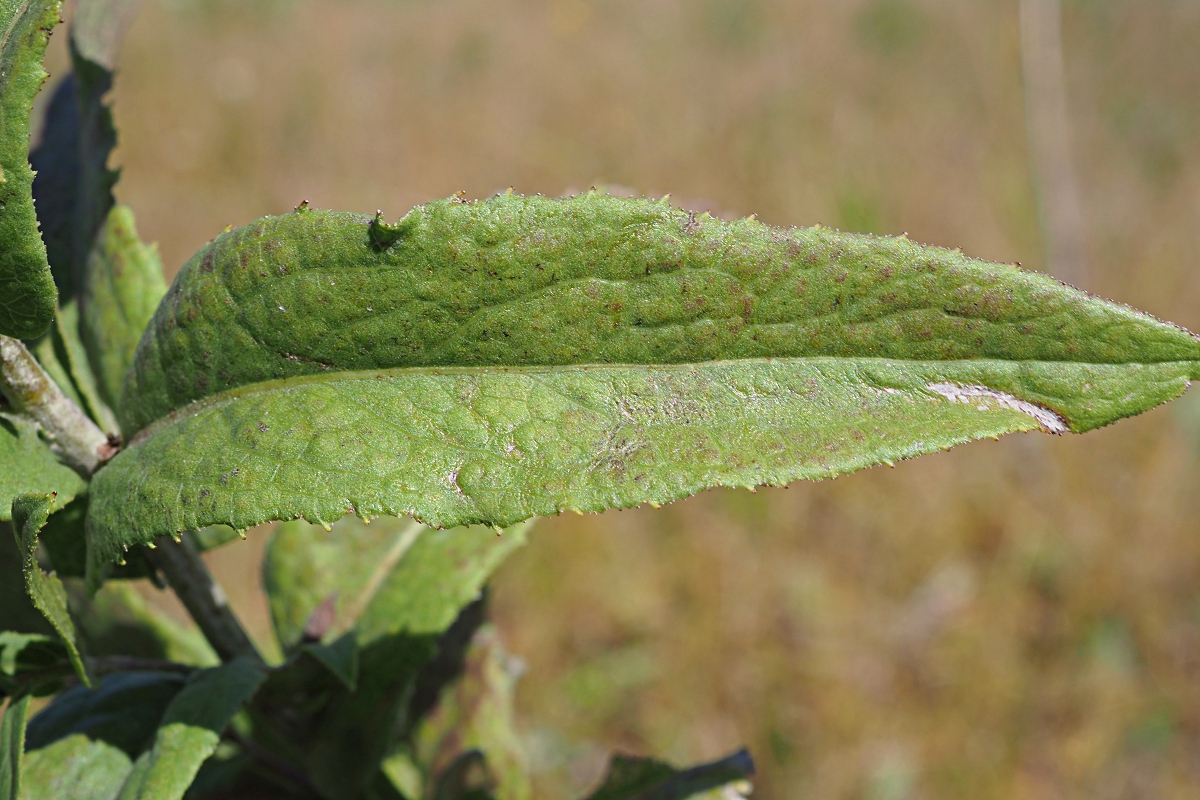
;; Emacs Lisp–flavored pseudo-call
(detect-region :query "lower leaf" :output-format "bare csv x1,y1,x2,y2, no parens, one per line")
12,494,89,686
0,413,86,524
113,657,265,800
88,357,1193,580
1,694,30,800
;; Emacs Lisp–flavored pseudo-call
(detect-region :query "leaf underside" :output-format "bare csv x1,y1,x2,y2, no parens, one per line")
0,0,61,339
87,193,1200,573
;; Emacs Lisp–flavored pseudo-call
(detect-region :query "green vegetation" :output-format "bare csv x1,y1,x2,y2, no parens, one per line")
2,2,1198,799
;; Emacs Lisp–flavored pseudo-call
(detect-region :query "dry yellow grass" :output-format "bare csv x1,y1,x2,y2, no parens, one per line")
48,0,1200,797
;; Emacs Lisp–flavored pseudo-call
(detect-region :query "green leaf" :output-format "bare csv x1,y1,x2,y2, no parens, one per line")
26,0,137,302
114,657,265,800
81,205,166,413
0,0,60,339
0,412,86,523
1,694,30,800
413,625,529,800
0,631,72,698
12,493,89,686
26,671,186,756
39,498,159,582
21,670,188,800
55,300,120,434
69,581,218,668
253,517,529,800
89,194,1200,571
584,750,755,800
21,734,132,800
264,514,427,655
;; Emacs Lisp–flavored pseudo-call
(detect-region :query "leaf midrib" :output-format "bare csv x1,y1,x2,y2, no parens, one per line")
123,355,1200,448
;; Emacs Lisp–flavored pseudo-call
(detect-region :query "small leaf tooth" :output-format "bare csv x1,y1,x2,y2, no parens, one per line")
321,521,333,532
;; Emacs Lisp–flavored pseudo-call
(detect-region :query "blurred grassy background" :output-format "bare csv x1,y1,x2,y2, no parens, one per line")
41,0,1200,797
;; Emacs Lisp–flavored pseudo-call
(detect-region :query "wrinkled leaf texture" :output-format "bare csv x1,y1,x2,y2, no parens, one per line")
0,0,60,339
87,192,1200,576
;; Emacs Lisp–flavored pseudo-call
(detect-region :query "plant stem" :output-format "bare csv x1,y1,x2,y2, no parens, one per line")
0,334,115,475
145,534,264,666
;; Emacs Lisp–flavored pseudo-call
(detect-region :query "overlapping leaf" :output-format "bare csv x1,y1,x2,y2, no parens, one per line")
88,193,1200,573
12,493,89,685
255,514,530,799
21,670,187,800
28,0,135,301
113,657,264,800
0,0,60,339
81,205,167,411
21,660,261,800
0,413,86,522
412,625,529,800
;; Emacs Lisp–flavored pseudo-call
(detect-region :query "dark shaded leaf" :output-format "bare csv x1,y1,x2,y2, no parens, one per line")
113,657,265,800
26,670,187,756
28,74,80,297
0,631,72,698
69,581,218,668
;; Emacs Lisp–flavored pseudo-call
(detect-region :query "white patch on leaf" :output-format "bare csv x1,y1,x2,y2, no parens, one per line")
927,383,1067,434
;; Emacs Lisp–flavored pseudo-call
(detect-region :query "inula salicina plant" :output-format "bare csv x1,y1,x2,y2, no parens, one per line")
2,2,1199,799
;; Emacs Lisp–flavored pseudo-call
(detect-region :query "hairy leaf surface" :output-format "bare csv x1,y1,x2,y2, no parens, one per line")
82,205,167,412
0,0,59,339
0,413,86,522
90,194,1200,568
12,493,88,685
21,734,131,800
